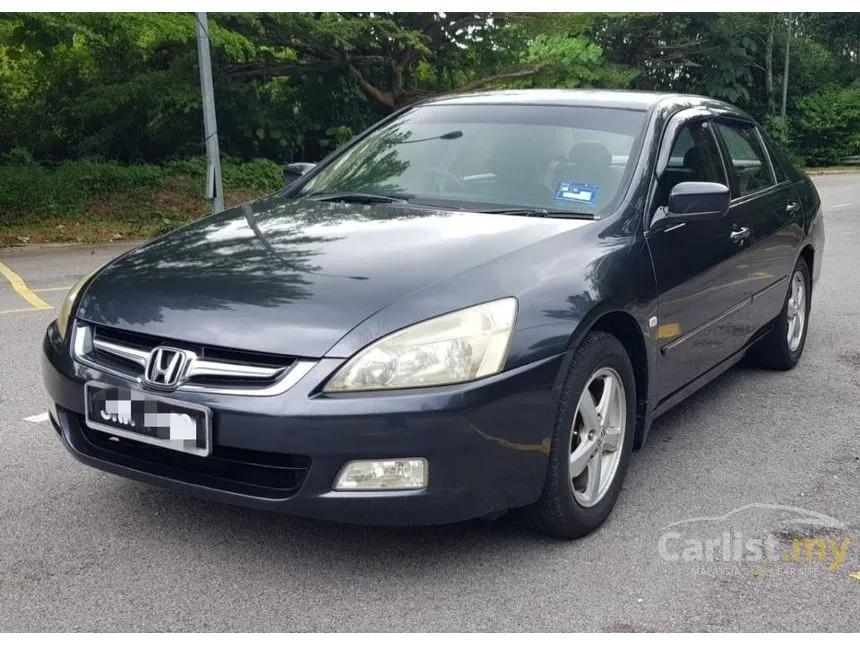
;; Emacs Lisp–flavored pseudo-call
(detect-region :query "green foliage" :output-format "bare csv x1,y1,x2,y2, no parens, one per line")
793,87,860,166
762,115,804,166
0,161,166,223
0,158,282,246
519,36,616,88
1,11,858,174
320,125,355,149
163,156,283,192
221,158,283,191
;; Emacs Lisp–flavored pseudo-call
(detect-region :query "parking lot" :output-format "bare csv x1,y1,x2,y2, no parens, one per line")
1,173,858,632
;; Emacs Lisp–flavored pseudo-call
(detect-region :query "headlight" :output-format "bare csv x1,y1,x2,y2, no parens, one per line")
324,298,518,392
56,269,98,341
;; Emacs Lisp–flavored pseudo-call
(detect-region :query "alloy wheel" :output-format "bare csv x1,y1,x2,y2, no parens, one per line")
569,367,627,508
786,270,806,353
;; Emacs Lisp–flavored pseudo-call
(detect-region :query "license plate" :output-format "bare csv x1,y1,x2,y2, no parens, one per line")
84,382,212,457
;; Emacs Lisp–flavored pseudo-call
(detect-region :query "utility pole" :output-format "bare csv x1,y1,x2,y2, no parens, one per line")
195,12,224,214
781,12,792,118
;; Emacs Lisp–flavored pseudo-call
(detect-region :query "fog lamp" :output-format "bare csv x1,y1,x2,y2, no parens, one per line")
333,458,428,491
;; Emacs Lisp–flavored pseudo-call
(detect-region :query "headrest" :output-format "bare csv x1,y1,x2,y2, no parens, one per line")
568,141,612,168
683,146,702,171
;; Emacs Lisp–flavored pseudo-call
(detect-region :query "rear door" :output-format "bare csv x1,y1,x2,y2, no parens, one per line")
712,120,802,334
646,116,752,402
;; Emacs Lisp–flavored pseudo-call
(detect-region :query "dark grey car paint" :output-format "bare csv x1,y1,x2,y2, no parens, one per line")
42,90,824,524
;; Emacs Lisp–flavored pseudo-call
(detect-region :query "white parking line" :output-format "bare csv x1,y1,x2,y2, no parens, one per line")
831,202,853,209
23,412,50,423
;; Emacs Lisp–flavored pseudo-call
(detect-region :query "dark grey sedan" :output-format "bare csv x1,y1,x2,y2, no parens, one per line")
42,90,824,538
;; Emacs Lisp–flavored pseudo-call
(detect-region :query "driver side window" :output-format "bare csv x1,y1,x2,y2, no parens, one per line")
653,120,726,211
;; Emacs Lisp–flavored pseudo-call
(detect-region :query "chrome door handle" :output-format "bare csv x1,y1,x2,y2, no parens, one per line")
786,201,801,214
730,227,751,243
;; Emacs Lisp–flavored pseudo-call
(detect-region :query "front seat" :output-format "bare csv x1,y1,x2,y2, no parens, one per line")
682,145,706,181
653,145,711,210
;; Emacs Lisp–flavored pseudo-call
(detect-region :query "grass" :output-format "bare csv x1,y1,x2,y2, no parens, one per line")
0,159,281,247
0,178,268,246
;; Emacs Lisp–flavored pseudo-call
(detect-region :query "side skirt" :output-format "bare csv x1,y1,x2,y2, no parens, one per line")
650,325,773,421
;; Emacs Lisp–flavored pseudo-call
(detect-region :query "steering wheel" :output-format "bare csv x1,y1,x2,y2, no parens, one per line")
424,167,468,193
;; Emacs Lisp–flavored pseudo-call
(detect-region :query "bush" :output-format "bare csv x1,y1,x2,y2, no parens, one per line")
0,147,37,166
0,157,283,233
0,161,166,224
792,86,860,166
162,156,284,192
222,158,284,192
762,115,805,167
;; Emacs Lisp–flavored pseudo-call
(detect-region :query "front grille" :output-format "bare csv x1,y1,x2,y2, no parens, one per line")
72,322,315,396
73,412,310,499
94,325,293,370
91,326,150,374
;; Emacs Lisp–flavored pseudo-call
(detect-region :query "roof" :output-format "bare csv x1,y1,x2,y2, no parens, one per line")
424,89,744,116
425,89,677,111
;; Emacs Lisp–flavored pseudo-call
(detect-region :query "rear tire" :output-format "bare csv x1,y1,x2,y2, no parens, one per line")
518,331,636,539
747,259,811,370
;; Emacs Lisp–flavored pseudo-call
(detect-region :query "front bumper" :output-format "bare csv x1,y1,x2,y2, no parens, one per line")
42,322,563,525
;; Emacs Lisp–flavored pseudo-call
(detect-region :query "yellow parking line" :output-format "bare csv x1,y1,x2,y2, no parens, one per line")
32,286,72,293
0,260,53,310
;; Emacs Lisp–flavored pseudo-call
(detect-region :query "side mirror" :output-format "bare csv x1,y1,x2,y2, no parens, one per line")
666,181,730,222
283,162,316,186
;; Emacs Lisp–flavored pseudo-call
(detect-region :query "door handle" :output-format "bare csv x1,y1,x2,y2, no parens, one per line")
730,227,751,244
786,201,801,214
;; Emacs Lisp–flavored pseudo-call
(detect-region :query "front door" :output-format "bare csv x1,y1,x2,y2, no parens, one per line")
646,118,752,402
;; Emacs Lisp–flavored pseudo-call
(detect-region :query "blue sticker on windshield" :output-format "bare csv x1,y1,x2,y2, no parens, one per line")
555,182,599,206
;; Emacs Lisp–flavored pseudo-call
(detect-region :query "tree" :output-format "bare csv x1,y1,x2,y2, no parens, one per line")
2,12,858,167
221,13,521,110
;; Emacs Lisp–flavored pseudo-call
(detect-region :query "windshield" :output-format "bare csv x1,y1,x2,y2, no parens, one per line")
297,104,647,215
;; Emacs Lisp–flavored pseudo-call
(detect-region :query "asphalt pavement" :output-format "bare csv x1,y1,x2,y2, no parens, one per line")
1,174,858,632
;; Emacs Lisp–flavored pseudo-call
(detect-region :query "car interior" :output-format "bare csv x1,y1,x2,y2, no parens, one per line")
714,122,774,197
322,118,645,212
452,133,630,211
651,123,727,211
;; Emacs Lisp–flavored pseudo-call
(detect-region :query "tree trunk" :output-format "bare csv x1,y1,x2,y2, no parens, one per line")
391,61,404,107
347,63,396,110
766,14,776,115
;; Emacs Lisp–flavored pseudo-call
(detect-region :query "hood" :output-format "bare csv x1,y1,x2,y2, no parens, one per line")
76,197,593,357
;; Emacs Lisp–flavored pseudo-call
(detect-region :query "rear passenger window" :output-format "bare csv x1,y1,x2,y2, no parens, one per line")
714,122,775,197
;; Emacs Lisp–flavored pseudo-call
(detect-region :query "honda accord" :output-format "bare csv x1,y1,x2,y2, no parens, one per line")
42,90,824,538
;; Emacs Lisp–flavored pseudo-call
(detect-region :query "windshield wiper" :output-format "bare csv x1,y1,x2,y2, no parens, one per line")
301,191,408,204
476,208,596,220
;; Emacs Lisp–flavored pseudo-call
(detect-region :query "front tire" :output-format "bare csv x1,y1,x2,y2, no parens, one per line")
748,259,811,370
519,331,636,539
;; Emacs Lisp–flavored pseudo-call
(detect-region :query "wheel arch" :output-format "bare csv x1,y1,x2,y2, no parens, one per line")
557,309,652,450
799,244,815,291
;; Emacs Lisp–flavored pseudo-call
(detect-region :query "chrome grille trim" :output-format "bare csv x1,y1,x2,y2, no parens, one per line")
169,361,316,397
92,338,148,366
187,358,283,381
72,323,315,397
